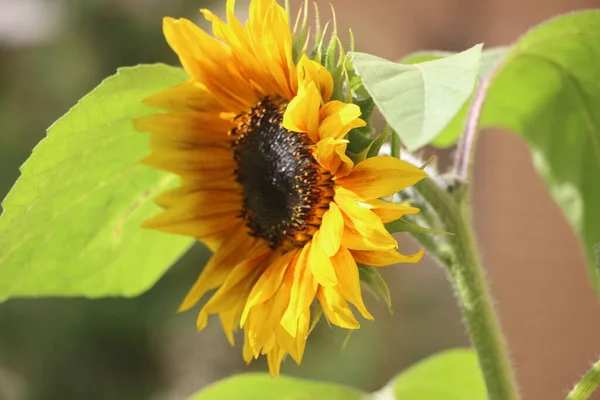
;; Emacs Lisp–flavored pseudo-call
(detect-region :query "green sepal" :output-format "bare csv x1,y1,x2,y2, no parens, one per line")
352,97,376,134
346,132,372,164
291,2,309,63
326,39,348,102
346,127,388,164
345,97,382,163
358,264,392,311
367,126,390,158
345,57,370,99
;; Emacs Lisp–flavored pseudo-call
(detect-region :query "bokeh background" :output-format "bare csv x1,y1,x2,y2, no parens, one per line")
1,0,600,399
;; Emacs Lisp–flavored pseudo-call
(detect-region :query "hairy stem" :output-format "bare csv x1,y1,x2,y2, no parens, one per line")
567,359,600,400
450,204,519,400
415,178,519,400
453,74,492,181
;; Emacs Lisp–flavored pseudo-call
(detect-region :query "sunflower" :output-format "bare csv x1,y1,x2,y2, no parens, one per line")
134,0,426,376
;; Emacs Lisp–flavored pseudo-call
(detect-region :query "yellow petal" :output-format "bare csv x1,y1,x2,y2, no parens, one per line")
219,299,245,346
317,286,360,329
335,194,397,251
281,243,317,336
142,208,239,239
197,243,272,329
317,202,344,256
272,325,299,363
154,179,239,209
243,328,255,364
332,246,373,320
141,141,234,179
282,82,321,142
249,0,276,24
246,278,291,357
240,250,296,325
202,0,294,99
351,248,425,267
134,112,235,143
178,225,253,312
359,199,420,223
152,188,240,213
314,137,354,177
297,55,334,102
318,101,366,140
258,3,296,98
336,156,427,200
244,299,276,357
142,80,222,113
295,308,310,362
175,19,257,108
266,346,285,378
142,188,241,236
162,17,255,110
162,17,203,81
308,232,337,287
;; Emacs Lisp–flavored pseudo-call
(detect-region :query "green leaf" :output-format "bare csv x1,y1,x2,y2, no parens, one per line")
399,46,510,148
189,373,369,400
381,348,486,400
350,44,482,151
401,46,510,76
477,11,600,293
0,64,194,301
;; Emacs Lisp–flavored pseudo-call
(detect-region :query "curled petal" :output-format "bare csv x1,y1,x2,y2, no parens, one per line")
336,156,427,200
319,101,366,140
352,248,425,267
282,82,321,142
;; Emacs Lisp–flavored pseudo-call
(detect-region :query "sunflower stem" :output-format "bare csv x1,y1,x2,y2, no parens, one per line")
454,73,492,181
566,359,600,400
414,178,519,400
449,200,520,400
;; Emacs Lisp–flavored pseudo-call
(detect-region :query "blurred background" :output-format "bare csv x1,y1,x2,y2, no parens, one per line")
1,0,599,399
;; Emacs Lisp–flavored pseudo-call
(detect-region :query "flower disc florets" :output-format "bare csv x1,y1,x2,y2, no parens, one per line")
232,96,333,249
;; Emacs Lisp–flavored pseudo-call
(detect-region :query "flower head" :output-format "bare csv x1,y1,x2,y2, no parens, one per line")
135,0,426,376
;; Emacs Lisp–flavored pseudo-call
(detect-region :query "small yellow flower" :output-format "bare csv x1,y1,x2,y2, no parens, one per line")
135,0,426,376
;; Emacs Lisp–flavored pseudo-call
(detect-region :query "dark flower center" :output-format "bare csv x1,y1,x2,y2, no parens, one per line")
231,97,333,249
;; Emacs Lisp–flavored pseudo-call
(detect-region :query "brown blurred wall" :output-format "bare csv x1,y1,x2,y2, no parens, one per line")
298,0,600,399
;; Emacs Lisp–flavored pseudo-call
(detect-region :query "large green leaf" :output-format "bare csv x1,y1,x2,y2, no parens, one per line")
401,46,509,76
189,373,369,400
478,11,600,292
381,348,486,400
0,64,194,301
399,47,510,148
350,44,482,151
